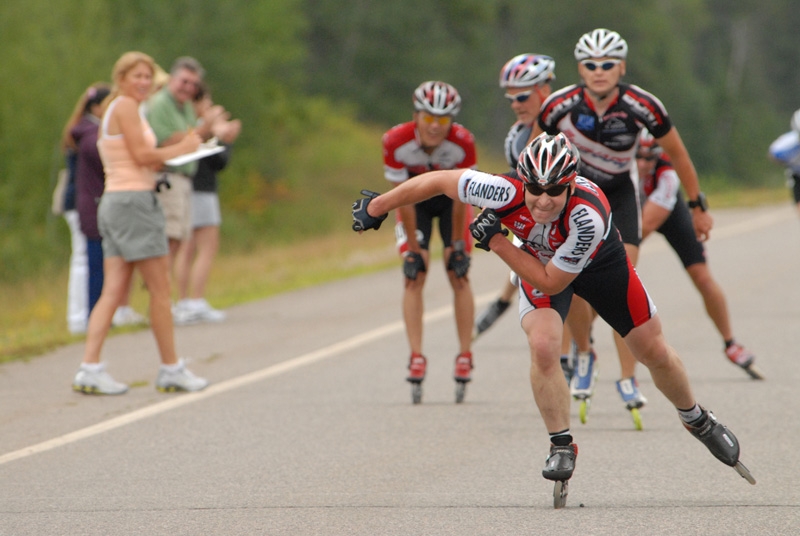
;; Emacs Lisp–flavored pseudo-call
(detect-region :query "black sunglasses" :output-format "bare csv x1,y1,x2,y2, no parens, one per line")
636,154,657,161
525,182,569,197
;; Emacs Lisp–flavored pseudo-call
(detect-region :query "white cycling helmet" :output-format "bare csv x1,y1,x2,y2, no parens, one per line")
791,109,800,134
574,28,628,61
517,133,581,187
499,54,556,88
413,81,462,116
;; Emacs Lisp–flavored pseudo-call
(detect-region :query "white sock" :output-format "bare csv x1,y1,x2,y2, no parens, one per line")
677,404,703,424
160,359,184,373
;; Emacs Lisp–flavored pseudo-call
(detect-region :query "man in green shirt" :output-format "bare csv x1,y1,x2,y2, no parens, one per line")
146,57,219,273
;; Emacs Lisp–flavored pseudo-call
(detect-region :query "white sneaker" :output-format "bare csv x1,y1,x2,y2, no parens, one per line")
112,306,147,327
72,364,128,395
156,360,209,392
173,300,202,326
192,298,226,322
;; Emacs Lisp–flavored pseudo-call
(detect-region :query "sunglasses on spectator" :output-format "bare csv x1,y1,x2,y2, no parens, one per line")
581,59,621,71
505,90,534,103
420,113,452,126
525,182,569,197
636,154,658,161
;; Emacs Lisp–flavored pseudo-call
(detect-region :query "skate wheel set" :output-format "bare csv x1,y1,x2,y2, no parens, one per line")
408,380,467,404
410,382,423,404
455,381,467,404
734,461,757,485
742,362,765,380
576,396,591,425
628,407,643,431
552,480,569,509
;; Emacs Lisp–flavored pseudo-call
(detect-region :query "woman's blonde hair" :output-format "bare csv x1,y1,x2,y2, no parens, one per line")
105,51,156,104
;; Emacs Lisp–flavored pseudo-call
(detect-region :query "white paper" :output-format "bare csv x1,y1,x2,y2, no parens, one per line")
165,144,225,166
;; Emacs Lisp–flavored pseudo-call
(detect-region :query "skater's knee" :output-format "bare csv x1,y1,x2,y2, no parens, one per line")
528,339,560,371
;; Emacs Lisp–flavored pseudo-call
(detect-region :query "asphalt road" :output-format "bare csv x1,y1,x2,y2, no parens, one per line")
1,204,798,535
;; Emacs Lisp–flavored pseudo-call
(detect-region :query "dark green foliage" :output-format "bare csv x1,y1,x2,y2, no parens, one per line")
0,0,796,282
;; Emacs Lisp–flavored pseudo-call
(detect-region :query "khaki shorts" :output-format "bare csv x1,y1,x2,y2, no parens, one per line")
98,191,168,261
156,173,193,240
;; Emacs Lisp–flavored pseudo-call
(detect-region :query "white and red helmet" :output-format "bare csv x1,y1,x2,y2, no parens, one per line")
499,54,556,89
517,133,581,187
413,81,462,116
637,130,663,157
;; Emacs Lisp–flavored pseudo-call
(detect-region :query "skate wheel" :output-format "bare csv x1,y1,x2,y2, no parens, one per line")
553,480,569,509
734,461,756,485
411,383,422,404
630,408,643,431
579,399,590,424
455,382,466,404
744,363,765,380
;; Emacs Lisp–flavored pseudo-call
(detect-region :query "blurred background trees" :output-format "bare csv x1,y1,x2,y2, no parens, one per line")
1,0,797,281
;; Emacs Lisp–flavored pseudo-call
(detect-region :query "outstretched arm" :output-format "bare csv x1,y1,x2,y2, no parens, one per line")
367,169,465,218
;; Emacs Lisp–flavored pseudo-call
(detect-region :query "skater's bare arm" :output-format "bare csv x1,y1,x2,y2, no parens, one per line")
368,170,465,216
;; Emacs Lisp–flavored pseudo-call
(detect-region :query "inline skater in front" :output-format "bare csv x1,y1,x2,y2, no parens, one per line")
530,28,713,426
381,81,477,404
352,133,755,507
636,131,763,379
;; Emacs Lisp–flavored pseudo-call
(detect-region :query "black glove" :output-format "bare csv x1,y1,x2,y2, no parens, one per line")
469,208,509,251
447,240,471,278
351,189,388,232
403,251,426,280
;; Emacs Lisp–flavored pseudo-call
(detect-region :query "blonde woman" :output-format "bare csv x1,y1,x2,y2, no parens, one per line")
72,51,205,395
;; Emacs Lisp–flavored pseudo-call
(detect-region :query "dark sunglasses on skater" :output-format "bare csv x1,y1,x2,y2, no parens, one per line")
505,90,533,103
525,182,569,197
581,59,621,71
636,153,657,161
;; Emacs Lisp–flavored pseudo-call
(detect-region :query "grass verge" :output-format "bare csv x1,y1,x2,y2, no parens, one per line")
0,185,790,363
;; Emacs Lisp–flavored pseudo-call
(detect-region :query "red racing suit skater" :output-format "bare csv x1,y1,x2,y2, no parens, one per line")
458,169,656,337
383,121,477,254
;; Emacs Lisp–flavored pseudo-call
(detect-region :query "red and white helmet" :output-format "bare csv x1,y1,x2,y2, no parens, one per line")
499,54,556,88
517,133,581,187
574,28,628,61
413,81,462,116
637,130,663,157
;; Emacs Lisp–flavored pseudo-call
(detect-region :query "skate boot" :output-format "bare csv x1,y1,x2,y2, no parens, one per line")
542,443,578,509
684,407,756,485
724,342,764,380
473,298,510,339
406,353,426,404
570,350,598,424
453,352,473,404
616,377,647,430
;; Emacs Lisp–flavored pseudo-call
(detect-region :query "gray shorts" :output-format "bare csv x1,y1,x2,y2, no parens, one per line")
192,191,222,228
98,191,168,261
156,173,193,240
